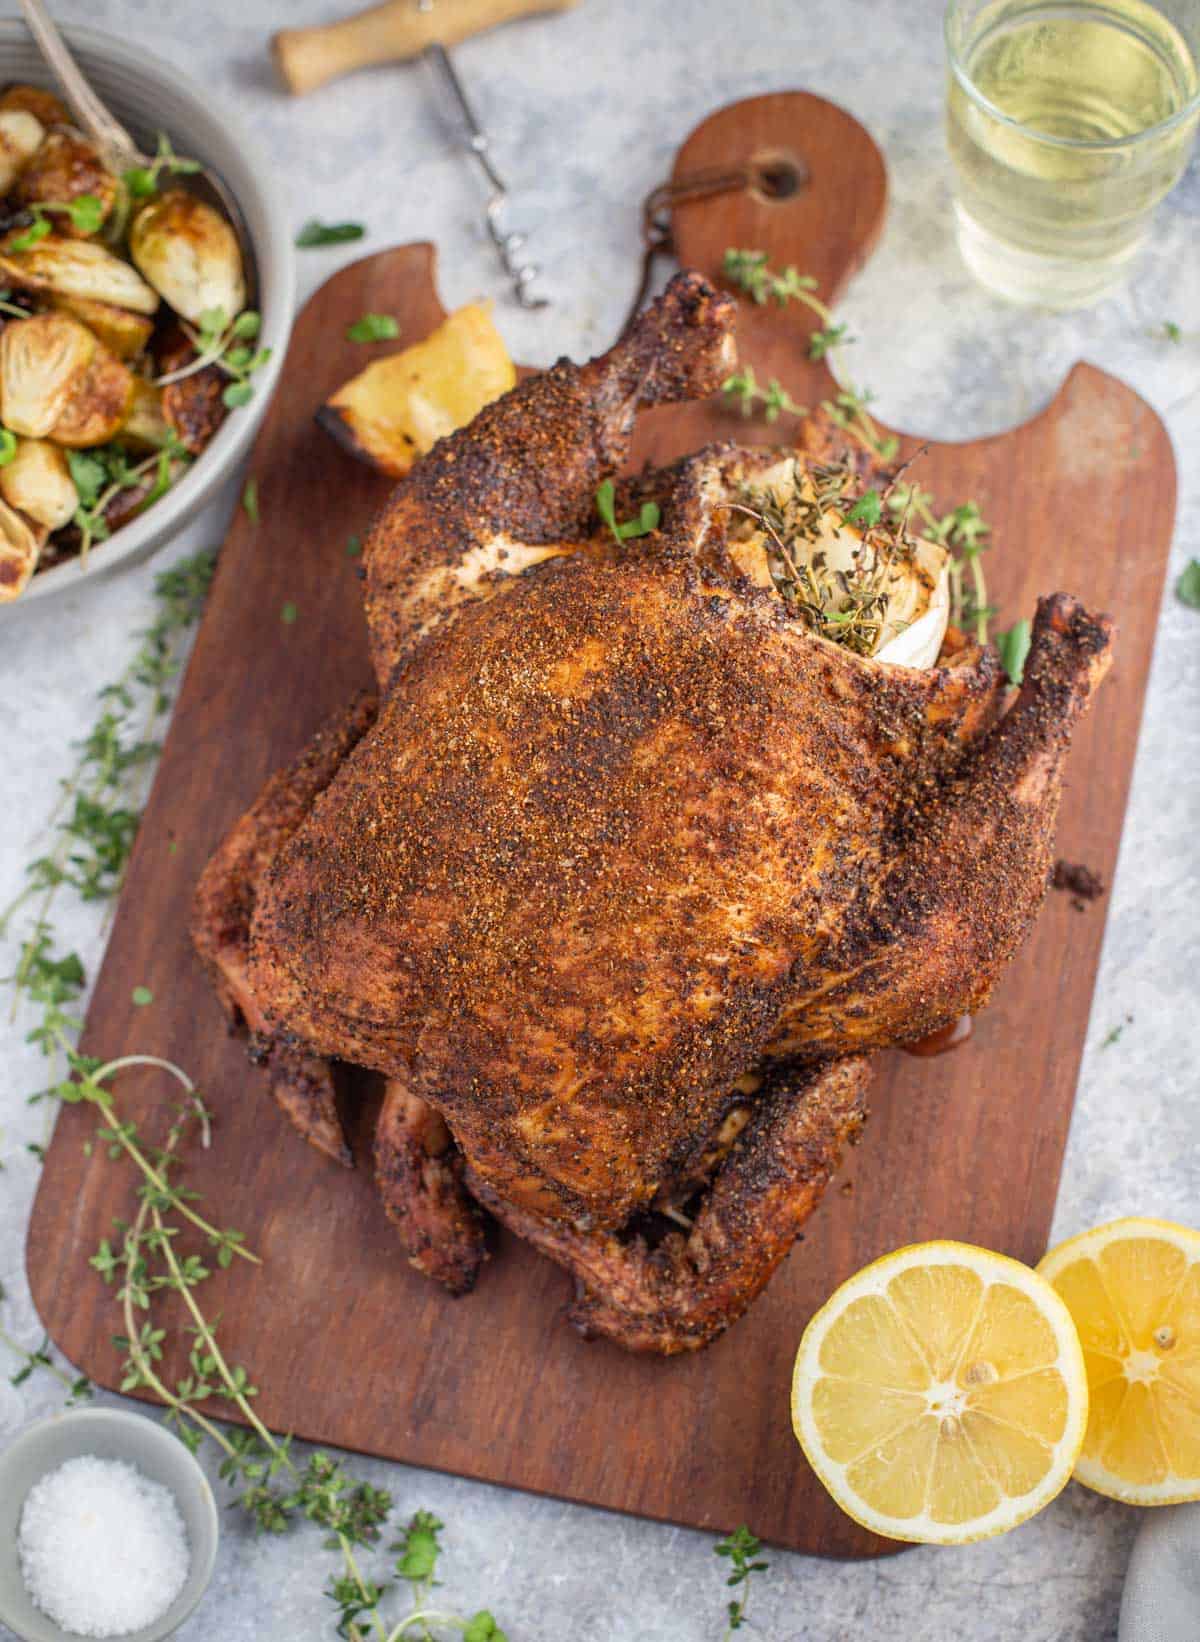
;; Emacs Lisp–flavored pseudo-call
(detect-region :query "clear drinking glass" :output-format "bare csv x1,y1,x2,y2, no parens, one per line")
945,0,1200,307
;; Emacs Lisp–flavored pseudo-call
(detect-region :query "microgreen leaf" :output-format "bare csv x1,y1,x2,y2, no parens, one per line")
346,313,399,343
995,618,1032,686
131,985,153,1007
222,381,253,409
242,477,259,524
280,600,298,625
66,450,109,509
64,194,105,234
8,212,51,253
0,427,16,466
1176,558,1200,608
1162,320,1182,342
595,479,660,544
345,535,362,557
296,219,366,248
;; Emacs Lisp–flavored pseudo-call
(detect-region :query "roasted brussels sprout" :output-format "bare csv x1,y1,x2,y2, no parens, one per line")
0,110,43,196
317,304,516,479
50,337,133,448
0,84,69,128
0,310,94,437
16,131,118,235
0,235,159,314
163,364,225,455
121,376,171,450
0,436,77,529
0,493,45,601
47,293,153,360
130,189,245,325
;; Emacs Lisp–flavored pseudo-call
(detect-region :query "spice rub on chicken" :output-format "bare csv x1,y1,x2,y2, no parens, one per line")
192,271,1114,1353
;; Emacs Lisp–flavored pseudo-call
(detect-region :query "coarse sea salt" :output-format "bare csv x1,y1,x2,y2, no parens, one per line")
18,1454,190,1638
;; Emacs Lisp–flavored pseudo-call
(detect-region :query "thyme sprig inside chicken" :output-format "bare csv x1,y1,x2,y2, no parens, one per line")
726,459,934,659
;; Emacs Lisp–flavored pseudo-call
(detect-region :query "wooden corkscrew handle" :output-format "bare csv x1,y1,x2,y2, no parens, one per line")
273,0,580,95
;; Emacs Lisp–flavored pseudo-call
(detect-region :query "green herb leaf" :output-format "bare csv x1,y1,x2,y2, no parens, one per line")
66,450,109,510
1162,320,1182,342
595,479,660,544
296,219,366,248
231,310,261,339
123,166,156,198
0,427,16,466
346,313,399,343
345,534,362,557
280,600,298,625
1176,558,1200,608
9,213,51,253
995,618,1032,686
845,490,882,528
222,381,253,409
242,477,259,524
131,985,153,1007
65,194,105,234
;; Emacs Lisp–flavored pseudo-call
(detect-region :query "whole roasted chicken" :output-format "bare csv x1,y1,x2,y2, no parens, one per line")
193,273,1113,1353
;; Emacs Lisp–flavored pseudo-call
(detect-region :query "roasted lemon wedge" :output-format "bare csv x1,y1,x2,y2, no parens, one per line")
1039,1217,1200,1505
319,301,515,479
792,1241,1088,1543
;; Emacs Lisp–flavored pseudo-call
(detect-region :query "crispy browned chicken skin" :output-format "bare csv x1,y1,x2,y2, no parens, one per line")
192,271,1113,1351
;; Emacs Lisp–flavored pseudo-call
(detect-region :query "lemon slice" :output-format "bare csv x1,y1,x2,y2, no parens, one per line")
1039,1217,1200,1505
791,1241,1089,1543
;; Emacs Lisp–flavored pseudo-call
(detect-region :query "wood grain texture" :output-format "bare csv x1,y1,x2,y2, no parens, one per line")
25,93,1176,1559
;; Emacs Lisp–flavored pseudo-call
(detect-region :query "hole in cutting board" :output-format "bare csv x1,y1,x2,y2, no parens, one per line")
750,152,808,201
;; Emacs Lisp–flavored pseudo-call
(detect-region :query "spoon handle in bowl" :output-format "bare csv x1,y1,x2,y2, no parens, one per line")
17,0,141,168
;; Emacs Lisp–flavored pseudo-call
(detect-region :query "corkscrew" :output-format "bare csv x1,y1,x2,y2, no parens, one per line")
272,0,578,310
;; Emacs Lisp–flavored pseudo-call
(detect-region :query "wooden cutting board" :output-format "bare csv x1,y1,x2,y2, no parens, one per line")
26,93,1176,1558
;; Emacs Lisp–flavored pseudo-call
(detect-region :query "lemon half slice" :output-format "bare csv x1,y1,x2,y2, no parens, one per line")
1039,1217,1200,1505
792,1241,1089,1543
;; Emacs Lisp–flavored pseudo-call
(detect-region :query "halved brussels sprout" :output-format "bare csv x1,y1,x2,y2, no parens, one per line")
0,436,77,528
129,189,245,325
121,376,171,449
317,303,516,478
0,311,94,436
0,110,43,195
162,364,225,455
0,493,45,601
0,235,159,314
48,293,154,360
50,338,133,447
17,131,117,235
0,84,69,128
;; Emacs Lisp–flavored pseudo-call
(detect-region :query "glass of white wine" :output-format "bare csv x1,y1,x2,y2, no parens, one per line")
946,0,1200,306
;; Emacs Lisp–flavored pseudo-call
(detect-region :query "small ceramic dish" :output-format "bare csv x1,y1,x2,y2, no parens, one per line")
0,1406,219,1642
0,20,294,608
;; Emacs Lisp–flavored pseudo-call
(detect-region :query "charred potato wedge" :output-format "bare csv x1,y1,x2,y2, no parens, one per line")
0,310,94,436
0,84,69,129
0,494,45,601
130,189,245,324
17,132,117,235
47,293,154,360
0,437,77,529
0,235,159,314
317,303,515,479
0,110,43,196
50,338,134,448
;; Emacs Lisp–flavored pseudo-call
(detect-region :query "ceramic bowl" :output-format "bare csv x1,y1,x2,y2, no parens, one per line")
0,20,294,608
0,1406,219,1641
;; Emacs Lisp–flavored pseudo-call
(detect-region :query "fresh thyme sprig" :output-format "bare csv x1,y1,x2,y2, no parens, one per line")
0,1281,92,1403
714,1525,770,1637
722,364,805,424
719,249,1001,643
